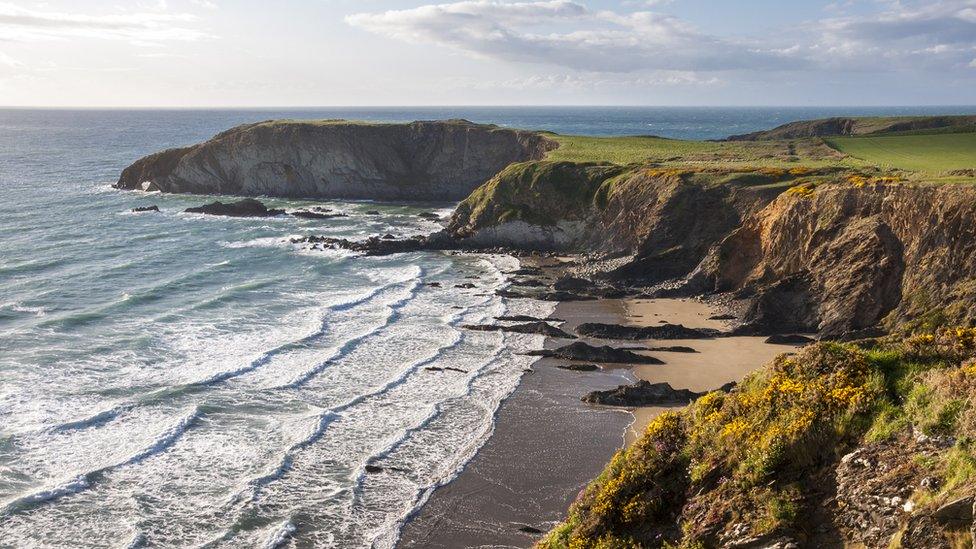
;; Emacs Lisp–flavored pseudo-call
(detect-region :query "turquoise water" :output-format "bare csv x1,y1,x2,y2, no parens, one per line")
1,107,974,548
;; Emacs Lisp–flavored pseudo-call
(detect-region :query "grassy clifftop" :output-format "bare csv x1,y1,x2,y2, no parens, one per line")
542,330,976,548
727,115,976,141
542,121,975,176
449,161,627,237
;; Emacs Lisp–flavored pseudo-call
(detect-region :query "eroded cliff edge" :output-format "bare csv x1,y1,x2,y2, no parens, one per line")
116,119,556,201
448,163,976,340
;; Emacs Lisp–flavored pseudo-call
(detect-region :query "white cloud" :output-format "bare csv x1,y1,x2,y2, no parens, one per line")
814,0,976,69
440,70,721,91
0,51,22,67
0,1,211,42
346,1,801,73
347,0,976,75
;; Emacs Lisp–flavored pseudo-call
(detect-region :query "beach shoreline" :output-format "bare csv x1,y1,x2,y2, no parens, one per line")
397,257,802,547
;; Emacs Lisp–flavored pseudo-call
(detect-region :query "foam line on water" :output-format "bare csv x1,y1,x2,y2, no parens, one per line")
274,271,425,390
45,402,135,434
119,531,146,549
187,267,423,387
345,295,506,492
351,343,508,504
2,406,200,516
362,299,569,549
226,411,342,506
262,519,297,549
226,298,482,509
39,271,420,436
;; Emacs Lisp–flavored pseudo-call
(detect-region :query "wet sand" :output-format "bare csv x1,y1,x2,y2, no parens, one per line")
614,298,800,445
397,301,632,548
397,296,801,546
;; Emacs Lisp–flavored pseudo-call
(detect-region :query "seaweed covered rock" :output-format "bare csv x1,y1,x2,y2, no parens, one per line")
576,322,721,340
463,322,575,339
527,342,663,364
185,198,285,217
582,381,729,407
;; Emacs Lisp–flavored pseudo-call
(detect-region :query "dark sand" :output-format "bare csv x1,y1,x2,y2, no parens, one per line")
397,301,632,548
398,296,801,547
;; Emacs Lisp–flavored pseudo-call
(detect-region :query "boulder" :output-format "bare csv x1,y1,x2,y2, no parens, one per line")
185,198,285,217
553,276,593,291
582,381,702,406
582,380,735,406
557,363,600,372
290,210,348,219
576,322,721,340
463,322,575,339
647,346,698,353
131,205,159,213
764,334,815,345
527,342,663,364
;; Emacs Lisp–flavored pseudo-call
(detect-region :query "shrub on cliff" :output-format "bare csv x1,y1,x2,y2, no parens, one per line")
541,330,976,548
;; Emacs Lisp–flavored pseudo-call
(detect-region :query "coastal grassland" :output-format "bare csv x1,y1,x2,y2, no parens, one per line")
540,330,976,548
825,133,976,173
545,134,852,169
452,161,626,230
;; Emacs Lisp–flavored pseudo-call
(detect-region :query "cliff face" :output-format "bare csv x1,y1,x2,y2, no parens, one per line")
448,162,780,272
116,120,556,201
688,183,976,337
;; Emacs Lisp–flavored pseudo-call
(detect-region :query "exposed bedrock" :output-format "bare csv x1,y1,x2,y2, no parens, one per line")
686,184,976,337
116,119,556,201
448,162,778,273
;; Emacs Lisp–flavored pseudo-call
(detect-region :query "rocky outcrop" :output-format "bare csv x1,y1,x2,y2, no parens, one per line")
686,183,976,337
463,322,576,339
576,322,721,340
117,119,555,201
448,163,780,265
726,115,976,141
526,342,663,364
582,380,735,407
185,198,285,217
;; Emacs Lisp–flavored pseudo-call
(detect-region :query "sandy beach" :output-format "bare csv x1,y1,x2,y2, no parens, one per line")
611,298,800,444
398,294,802,547
397,299,633,548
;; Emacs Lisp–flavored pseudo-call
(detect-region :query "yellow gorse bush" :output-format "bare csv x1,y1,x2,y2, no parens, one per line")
846,174,904,188
785,182,815,197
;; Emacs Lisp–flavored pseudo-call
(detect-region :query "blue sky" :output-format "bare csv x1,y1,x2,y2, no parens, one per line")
0,0,974,106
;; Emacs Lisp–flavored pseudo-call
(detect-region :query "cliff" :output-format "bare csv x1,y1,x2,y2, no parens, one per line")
541,332,976,548
726,115,976,141
449,163,806,282
116,119,556,201
685,181,976,338
450,157,976,338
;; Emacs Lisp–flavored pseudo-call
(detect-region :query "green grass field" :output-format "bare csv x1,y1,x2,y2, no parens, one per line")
546,134,852,169
544,135,722,164
825,133,976,173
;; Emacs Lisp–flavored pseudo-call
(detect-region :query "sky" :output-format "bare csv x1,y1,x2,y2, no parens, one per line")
0,0,974,107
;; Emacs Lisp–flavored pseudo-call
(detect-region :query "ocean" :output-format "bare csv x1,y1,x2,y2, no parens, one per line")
1,106,973,548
